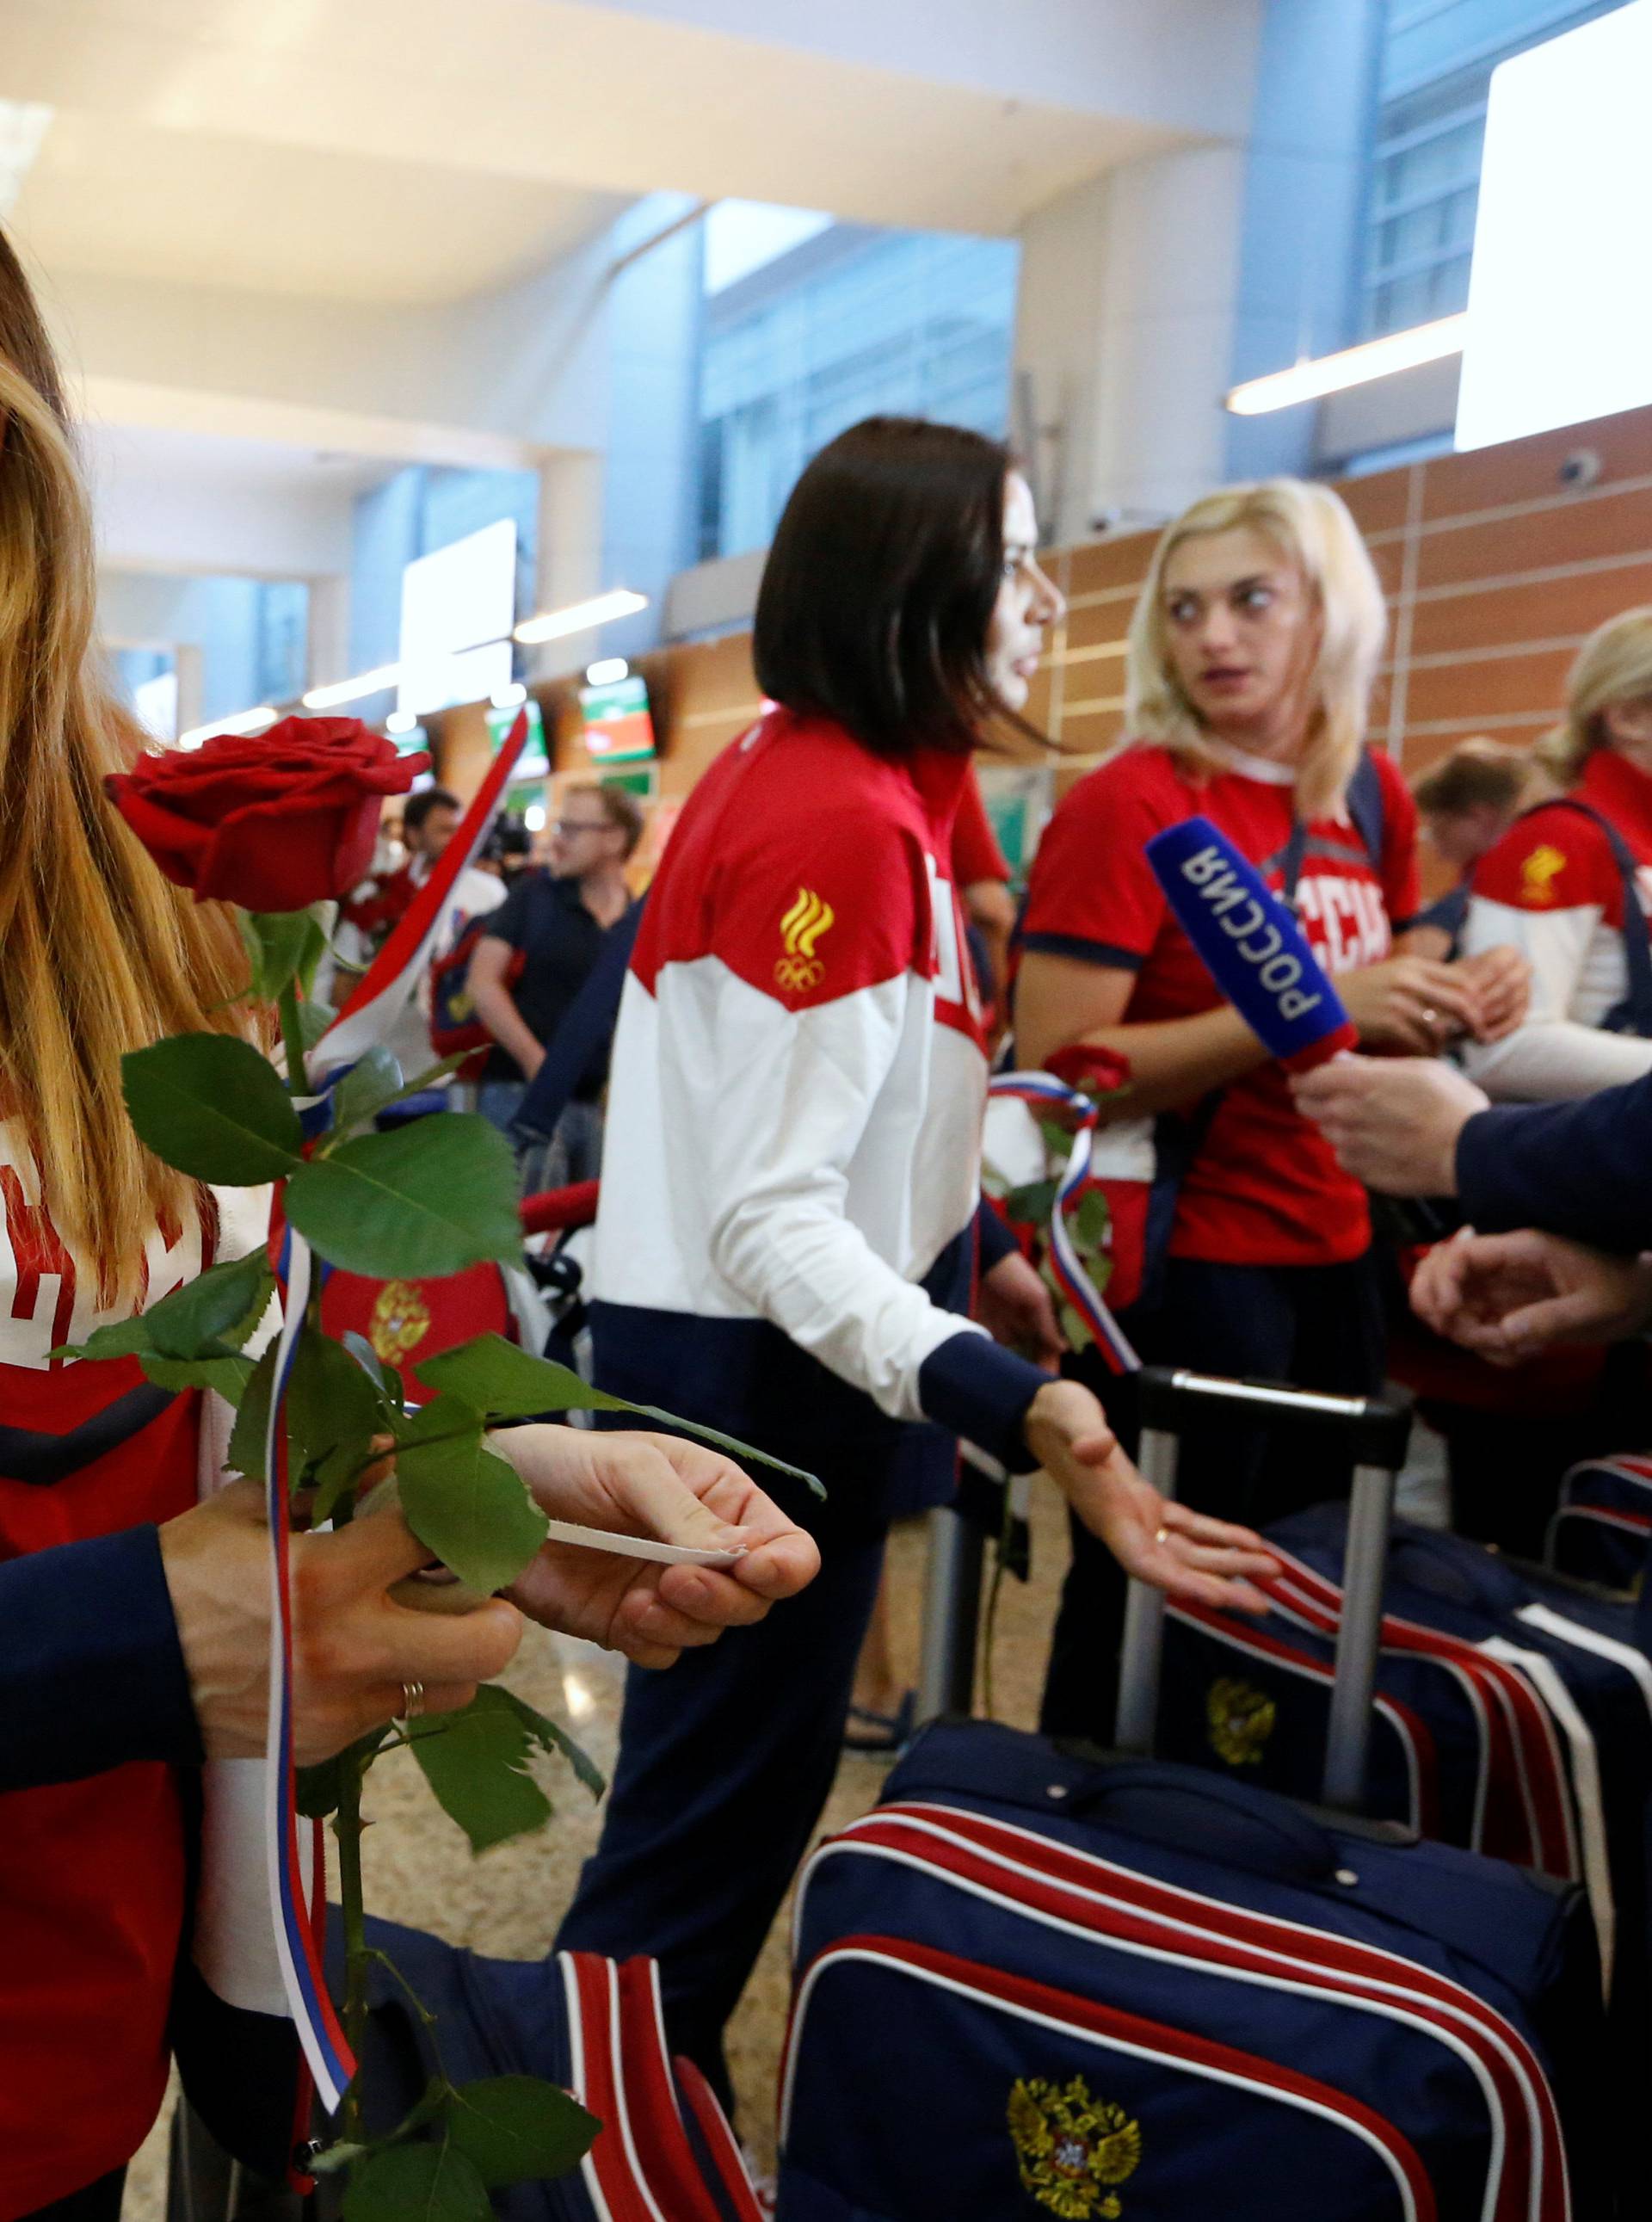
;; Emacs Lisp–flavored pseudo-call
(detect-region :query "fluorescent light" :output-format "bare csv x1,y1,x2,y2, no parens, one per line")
490,682,527,709
524,802,547,833
176,705,278,750
514,589,647,645
385,710,420,736
302,662,401,710
1225,314,1468,417
586,657,630,686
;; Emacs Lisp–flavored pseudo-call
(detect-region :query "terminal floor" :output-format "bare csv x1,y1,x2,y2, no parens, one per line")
124,1481,1069,2212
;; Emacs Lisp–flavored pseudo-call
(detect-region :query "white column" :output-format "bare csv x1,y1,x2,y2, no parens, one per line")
305,573,352,692
1015,145,1248,541
530,448,605,682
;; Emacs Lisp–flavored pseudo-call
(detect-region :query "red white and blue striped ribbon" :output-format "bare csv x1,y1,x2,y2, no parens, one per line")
262,709,531,2114
987,1071,1140,1378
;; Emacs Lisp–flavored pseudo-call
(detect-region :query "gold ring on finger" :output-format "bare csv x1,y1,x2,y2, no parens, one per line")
1154,1526,1169,1546
399,1679,426,1720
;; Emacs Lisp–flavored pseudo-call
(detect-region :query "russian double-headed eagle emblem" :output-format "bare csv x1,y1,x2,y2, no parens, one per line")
1008,2077,1142,2218
774,886,835,991
1207,1675,1277,1767
369,1279,432,1364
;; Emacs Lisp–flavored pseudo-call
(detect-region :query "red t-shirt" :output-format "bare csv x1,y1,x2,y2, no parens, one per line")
1020,740,1419,1267
1471,745,1652,926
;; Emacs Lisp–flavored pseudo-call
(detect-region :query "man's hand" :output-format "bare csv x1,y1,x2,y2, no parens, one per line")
1411,1225,1652,1365
1291,1054,1489,1195
159,1479,524,1767
1453,945,1530,1043
1022,1380,1275,1614
496,1428,820,1670
977,1248,1064,1369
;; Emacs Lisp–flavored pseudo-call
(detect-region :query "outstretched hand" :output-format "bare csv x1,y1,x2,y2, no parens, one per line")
496,1427,821,1669
1022,1379,1275,1613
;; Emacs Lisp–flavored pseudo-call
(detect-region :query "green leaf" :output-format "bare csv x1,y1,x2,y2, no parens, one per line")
342,1330,404,1410
407,1686,557,1854
1005,1179,1061,1225
298,906,334,997
395,1398,548,1594
444,2075,599,2189
139,1346,258,1399
299,997,338,1051
328,1046,406,1136
286,1329,387,1514
415,1334,824,1496
228,1344,279,1480
340,2139,490,2222
1074,1186,1112,1251
52,1250,275,1369
150,1250,274,1360
122,1035,305,1185
284,1115,521,1279
240,910,325,1003
490,1684,604,1800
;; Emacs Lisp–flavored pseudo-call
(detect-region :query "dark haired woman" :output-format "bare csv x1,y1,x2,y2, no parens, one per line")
555,417,1273,2103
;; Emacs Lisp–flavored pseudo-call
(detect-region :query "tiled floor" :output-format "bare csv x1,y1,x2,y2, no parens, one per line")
124,1483,1070,2214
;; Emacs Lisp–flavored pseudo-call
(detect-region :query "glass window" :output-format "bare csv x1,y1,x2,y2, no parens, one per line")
1360,0,1629,336
697,215,1019,561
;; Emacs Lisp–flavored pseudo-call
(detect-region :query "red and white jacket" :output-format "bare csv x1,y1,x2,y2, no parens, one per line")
588,711,1045,1508
1463,749,1652,1100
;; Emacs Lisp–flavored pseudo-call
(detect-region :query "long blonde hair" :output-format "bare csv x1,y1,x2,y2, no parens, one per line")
1125,478,1387,821
0,229,246,1299
1534,607,1652,786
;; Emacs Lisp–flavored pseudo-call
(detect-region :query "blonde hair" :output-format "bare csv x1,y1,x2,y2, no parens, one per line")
1125,478,1387,821
0,230,246,1299
1533,607,1652,786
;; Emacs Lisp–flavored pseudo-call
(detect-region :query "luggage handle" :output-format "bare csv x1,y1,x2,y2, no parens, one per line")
1115,1367,1413,1815
1063,1759,1339,1886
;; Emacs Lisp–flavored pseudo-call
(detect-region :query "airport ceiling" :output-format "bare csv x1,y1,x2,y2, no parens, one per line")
0,0,1244,305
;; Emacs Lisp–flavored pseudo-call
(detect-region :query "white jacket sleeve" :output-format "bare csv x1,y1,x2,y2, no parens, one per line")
1459,894,1652,1099
668,962,1039,1440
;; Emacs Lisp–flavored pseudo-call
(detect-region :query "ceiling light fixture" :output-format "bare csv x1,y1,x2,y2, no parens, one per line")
385,710,420,736
1224,313,1469,417
514,589,647,645
302,663,401,710
490,682,527,709
176,705,279,750
586,657,630,686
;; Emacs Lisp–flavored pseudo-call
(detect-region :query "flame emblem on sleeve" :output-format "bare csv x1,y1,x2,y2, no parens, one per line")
774,886,835,991
1519,845,1568,904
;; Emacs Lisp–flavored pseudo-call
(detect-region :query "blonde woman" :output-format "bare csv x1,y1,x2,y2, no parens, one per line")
1014,478,1520,1737
1459,608,1652,1099
0,230,817,2220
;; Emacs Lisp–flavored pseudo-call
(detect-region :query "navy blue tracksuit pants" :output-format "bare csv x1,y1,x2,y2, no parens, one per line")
1041,1251,1387,1744
555,1515,888,2112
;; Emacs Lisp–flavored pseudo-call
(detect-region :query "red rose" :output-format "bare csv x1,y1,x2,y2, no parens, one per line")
1045,1042,1132,1098
106,717,428,912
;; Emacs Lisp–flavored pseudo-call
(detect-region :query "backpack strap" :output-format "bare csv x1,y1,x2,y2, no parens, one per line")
1528,797,1652,1035
1278,749,1386,902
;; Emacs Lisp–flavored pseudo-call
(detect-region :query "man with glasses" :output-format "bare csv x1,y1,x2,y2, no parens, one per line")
468,781,644,1187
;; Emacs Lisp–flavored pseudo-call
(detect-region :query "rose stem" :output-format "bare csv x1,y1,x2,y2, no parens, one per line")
277,978,311,1097
334,1743,370,2142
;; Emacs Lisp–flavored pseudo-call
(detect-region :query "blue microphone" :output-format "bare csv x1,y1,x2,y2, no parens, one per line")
1146,817,1357,1070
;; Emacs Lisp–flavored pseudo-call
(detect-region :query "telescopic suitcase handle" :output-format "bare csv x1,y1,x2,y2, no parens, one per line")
1114,1367,1413,1815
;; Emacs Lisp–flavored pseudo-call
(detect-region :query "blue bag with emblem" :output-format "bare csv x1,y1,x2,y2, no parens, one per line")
778,1372,1607,2221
